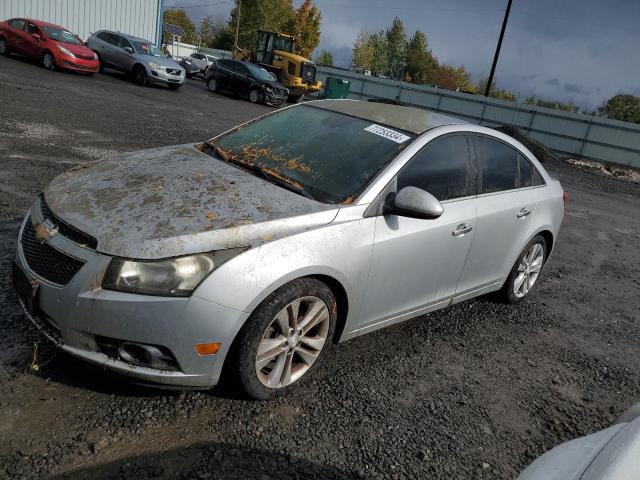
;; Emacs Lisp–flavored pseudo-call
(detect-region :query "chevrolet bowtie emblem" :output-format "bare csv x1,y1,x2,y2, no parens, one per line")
34,221,58,242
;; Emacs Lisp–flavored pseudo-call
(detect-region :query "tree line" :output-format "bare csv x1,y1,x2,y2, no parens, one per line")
163,0,321,59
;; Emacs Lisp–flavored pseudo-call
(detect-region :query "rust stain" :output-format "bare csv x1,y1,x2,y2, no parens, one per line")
331,301,337,317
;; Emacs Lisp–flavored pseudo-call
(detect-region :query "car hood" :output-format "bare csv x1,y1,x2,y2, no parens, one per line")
135,54,181,69
53,41,94,57
44,144,339,259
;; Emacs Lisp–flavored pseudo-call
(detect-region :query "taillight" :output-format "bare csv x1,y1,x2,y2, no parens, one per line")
562,191,569,208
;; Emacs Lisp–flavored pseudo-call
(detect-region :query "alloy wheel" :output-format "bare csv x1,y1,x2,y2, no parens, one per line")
514,243,544,298
249,89,260,103
255,296,330,389
43,52,54,70
207,78,217,92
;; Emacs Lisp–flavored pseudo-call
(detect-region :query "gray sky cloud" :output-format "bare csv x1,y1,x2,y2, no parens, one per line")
165,0,640,110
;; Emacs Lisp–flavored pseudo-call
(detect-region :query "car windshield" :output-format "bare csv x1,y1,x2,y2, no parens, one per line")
244,63,276,82
131,40,164,57
206,105,414,203
43,27,81,45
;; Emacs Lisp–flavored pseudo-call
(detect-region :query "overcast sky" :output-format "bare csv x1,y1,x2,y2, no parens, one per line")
164,0,640,110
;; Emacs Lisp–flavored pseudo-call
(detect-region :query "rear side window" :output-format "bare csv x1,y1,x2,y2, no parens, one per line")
9,19,26,30
217,59,233,70
476,136,519,193
97,32,116,45
397,135,473,201
518,153,545,187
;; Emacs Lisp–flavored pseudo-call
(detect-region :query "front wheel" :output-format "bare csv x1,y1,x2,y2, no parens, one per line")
133,65,148,86
42,51,55,70
499,234,547,303
248,88,261,104
0,38,8,56
228,278,336,400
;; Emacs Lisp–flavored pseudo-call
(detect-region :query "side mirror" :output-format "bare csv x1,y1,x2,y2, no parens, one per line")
124,46,134,54
384,186,444,219
31,33,41,41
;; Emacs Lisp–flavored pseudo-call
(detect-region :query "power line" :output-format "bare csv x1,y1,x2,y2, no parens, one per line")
319,3,503,12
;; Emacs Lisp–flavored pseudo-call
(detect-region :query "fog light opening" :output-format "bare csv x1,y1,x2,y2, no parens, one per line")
117,342,178,370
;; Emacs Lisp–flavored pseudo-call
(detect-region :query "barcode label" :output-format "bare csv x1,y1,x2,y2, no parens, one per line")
364,124,410,143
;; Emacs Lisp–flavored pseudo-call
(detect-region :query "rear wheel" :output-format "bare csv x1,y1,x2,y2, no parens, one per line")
207,77,218,92
0,38,8,56
133,65,148,86
248,88,261,103
499,234,547,304
228,278,336,400
42,51,55,70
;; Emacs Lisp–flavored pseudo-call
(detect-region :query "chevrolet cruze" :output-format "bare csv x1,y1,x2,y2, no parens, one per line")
12,100,565,399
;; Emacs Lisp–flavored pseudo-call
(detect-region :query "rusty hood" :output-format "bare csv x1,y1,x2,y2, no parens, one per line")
44,144,339,259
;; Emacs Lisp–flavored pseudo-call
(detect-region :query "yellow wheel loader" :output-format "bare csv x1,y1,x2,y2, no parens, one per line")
233,30,322,102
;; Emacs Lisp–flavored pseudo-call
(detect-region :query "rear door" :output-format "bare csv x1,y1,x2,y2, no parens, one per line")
6,19,27,54
358,134,478,328
94,32,118,67
455,135,545,296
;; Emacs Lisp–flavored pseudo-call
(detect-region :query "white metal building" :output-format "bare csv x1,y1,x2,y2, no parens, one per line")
0,0,163,44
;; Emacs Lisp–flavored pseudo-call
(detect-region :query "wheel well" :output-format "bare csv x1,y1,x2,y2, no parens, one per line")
306,274,349,344
538,230,554,259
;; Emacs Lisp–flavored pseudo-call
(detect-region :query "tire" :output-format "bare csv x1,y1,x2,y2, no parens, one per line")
207,77,218,92
248,88,261,104
42,51,55,70
228,278,337,400
499,234,547,304
168,83,181,90
0,38,8,56
133,64,148,86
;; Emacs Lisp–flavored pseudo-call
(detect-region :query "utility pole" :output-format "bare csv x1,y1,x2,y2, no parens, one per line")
484,0,513,97
233,0,241,53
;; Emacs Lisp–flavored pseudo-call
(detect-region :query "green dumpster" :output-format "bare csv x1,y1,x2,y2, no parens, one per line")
323,76,350,99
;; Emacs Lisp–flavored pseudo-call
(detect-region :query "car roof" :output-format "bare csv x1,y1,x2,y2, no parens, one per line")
13,18,65,29
98,30,151,43
310,99,468,134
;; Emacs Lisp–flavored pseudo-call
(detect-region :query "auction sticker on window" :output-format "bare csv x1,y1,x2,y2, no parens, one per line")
364,124,410,143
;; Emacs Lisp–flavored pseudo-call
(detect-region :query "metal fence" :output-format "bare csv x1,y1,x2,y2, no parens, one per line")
316,66,640,169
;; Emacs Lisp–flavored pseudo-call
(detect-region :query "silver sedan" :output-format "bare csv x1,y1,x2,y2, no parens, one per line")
12,100,565,399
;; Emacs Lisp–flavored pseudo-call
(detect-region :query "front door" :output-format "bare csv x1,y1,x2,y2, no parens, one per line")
231,63,252,96
358,134,477,329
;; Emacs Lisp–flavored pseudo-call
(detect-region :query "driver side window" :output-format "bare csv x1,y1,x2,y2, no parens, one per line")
397,135,474,201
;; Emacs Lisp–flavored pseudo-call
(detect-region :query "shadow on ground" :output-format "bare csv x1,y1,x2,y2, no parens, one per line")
50,440,359,480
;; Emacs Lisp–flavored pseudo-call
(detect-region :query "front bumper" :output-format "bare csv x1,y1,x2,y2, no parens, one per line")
56,53,99,73
148,66,186,85
13,202,248,388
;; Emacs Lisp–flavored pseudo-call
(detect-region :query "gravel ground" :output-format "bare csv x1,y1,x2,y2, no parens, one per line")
0,54,639,480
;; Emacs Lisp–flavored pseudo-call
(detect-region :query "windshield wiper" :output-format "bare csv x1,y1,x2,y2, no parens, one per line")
205,141,315,201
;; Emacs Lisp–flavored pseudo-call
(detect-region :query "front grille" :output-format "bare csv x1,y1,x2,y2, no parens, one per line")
39,194,97,248
166,68,182,75
76,54,96,60
20,219,85,285
302,63,316,83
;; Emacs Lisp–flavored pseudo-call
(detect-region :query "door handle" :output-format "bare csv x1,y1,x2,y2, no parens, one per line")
517,208,532,218
452,224,473,237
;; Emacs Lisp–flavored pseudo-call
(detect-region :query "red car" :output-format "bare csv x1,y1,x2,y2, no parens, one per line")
0,18,99,74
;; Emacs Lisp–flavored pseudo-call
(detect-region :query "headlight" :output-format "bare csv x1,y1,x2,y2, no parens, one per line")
148,62,162,70
102,248,245,296
57,45,76,58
